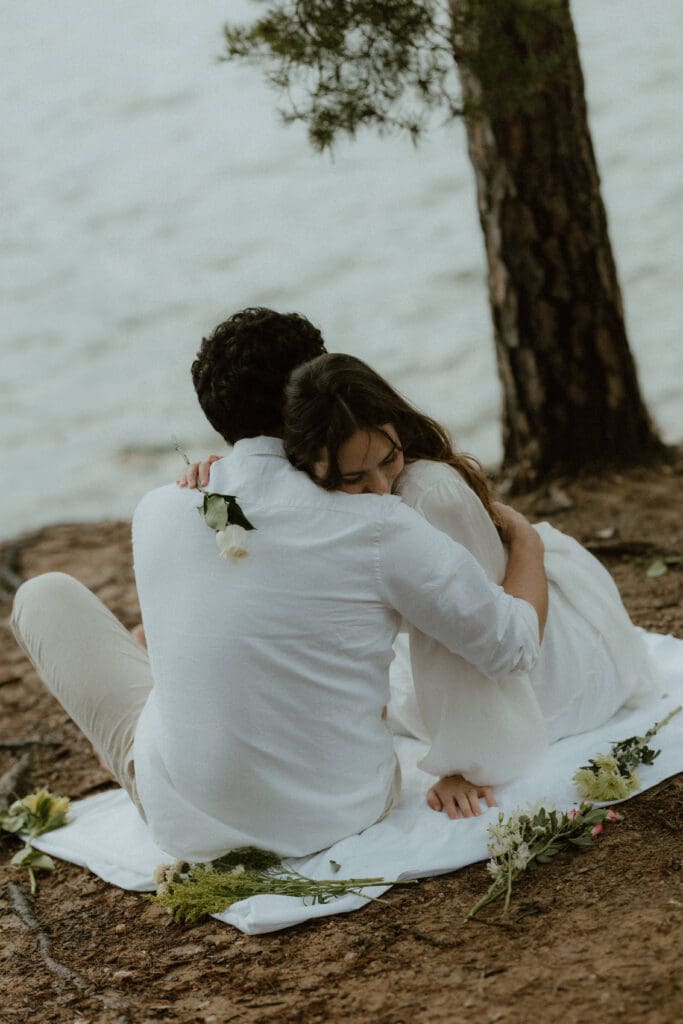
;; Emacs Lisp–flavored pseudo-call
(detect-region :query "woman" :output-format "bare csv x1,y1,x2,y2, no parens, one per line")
284,353,659,810
184,353,658,819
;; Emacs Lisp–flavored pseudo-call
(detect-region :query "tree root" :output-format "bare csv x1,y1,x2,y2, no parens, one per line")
7,882,131,1014
8,882,88,989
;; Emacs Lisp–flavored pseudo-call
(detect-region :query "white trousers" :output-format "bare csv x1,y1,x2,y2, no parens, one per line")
11,573,151,817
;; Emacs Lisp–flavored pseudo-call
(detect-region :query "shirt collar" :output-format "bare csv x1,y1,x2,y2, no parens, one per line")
231,436,287,459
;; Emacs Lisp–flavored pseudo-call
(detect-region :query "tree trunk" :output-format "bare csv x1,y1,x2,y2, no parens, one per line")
451,0,665,485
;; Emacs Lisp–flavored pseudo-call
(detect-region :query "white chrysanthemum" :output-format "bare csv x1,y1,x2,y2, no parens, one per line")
488,838,509,859
486,858,502,880
216,524,249,559
512,842,532,872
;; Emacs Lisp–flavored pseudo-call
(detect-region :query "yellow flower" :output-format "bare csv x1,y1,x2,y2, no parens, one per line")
573,765,638,801
50,795,71,816
21,789,51,815
20,789,70,823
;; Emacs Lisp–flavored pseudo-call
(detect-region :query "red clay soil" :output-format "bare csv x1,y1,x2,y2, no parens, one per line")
0,461,681,1024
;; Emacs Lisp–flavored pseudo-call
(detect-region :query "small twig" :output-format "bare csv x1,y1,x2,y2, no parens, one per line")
0,545,22,594
0,752,33,806
0,675,23,688
465,914,515,931
0,738,62,750
412,928,461,949
584,540,659,557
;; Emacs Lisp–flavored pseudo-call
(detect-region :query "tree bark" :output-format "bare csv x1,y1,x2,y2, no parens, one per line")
451,0,665,485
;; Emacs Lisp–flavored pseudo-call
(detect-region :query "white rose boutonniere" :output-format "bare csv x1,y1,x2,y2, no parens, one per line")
216,524,250,559
199,492,256,560
174,440,256,561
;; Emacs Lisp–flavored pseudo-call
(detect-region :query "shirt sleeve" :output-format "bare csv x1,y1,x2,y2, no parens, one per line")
377,503,540,680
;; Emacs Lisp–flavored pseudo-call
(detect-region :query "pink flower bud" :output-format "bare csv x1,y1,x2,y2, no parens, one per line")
567,808,581,820
591,823,604,838
606,809,619,823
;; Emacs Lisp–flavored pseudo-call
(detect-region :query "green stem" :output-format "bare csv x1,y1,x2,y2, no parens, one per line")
466,883,503,921
502,863,514,913
642,705,681,744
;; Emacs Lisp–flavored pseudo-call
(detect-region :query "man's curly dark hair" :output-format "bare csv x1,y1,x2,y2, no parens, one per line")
191,308,327,443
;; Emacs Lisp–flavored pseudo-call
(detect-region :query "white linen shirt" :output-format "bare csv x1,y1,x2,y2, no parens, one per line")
132,437,540,860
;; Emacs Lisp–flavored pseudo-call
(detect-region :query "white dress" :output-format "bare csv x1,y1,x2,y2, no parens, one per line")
387,460,660,785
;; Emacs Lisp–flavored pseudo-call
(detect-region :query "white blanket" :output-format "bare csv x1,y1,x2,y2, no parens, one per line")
32,631,683,935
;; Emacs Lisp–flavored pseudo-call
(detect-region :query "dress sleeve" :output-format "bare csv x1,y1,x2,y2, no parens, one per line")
377,504,540,680
408,468,506,582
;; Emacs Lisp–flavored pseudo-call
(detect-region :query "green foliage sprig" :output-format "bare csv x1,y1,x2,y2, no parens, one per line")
150,846,416,924
573,706,681,801
223,0,460,149
0,789,71,893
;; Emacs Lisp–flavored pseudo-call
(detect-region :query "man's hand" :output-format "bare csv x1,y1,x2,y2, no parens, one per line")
427,773,497,820
177,455,221,490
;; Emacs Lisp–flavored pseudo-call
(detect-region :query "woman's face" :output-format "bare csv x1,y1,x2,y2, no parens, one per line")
314,423,405,495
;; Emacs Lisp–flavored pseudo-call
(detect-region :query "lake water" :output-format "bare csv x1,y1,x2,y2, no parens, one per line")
3,0,682,539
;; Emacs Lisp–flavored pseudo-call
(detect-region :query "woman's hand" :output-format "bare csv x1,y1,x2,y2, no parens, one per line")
427,773,497,820
494,500,548,641
492,501,532,545
176,455,221,490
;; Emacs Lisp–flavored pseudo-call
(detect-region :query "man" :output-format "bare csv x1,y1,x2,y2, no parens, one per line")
12,308,547,861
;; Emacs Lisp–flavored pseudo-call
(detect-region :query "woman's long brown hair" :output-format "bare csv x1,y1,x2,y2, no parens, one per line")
284,353,501,530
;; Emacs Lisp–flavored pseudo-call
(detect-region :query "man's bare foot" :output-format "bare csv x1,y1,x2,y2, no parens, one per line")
427,773,497,820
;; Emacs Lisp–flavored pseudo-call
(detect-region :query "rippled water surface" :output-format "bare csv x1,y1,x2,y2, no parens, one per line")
3,0,682,538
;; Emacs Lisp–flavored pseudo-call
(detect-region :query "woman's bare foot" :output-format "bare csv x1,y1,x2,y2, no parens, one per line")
427,773,497,820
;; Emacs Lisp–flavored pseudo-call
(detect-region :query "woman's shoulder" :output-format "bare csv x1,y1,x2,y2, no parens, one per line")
397,459,505,575
397,459,471,507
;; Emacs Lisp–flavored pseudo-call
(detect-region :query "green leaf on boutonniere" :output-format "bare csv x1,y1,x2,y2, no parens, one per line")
198,493,255,532
201,493,229,532
225,496,255,531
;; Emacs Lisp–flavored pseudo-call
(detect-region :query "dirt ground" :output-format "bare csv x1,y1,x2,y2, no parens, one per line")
1,460,682,1024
